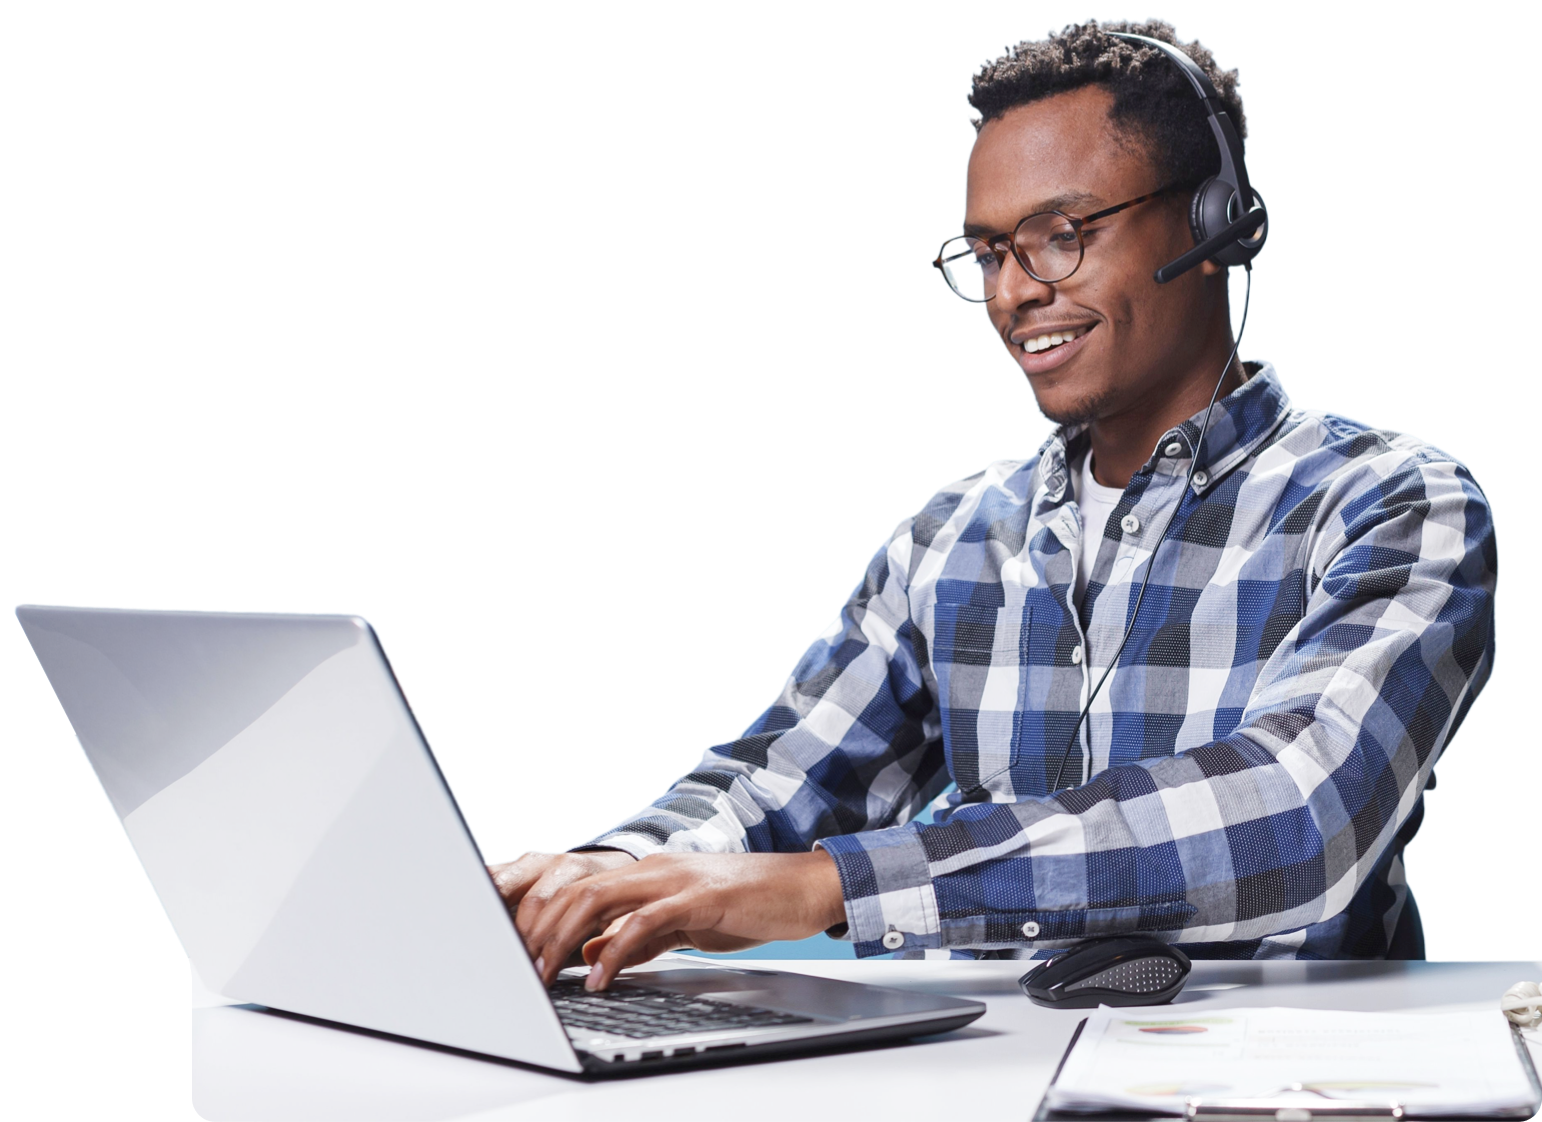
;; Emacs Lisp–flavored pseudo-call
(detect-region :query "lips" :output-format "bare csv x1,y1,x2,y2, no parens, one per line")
1011,323,1097,375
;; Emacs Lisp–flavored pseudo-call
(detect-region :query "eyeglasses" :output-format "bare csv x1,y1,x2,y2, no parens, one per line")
932,188,1171,303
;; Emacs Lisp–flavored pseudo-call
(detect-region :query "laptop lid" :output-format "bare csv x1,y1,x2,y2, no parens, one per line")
17,605,582,1073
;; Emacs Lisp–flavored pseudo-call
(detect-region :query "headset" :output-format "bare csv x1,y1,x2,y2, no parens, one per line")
1049,32,1268,793
1111,31,1269,283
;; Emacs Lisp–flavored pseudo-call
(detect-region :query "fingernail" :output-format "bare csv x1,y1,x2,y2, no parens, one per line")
534,956,545,977
585,962,606,992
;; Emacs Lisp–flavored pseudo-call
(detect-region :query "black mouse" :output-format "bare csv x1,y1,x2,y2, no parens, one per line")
1018,935,1191,1008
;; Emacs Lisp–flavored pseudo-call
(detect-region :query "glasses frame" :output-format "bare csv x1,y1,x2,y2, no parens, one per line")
932,187,1174,302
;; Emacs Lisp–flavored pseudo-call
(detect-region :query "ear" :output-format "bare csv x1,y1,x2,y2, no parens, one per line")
1198,258,1227,278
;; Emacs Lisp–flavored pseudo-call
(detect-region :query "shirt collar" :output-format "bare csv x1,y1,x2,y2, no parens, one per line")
1032,362,1291,516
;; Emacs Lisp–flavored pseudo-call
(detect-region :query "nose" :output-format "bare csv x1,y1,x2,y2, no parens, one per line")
994,248,1056,310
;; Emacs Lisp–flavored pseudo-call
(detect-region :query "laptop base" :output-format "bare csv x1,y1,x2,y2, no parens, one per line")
577,1010,982,1076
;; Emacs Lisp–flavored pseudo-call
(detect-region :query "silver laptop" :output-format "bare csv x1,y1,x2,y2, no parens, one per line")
17,605,984,1075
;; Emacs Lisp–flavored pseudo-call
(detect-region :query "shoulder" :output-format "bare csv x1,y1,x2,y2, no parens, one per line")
1267,402,1446,463
1263,408,1493,572
1264,407,1486,501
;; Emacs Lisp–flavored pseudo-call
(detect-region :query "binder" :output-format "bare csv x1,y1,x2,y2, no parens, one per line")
1032,1017,1542,1122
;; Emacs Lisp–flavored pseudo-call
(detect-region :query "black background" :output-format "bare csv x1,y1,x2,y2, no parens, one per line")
6,21,1511,1109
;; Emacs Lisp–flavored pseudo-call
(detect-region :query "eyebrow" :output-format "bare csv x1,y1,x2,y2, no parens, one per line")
962,190,1104,238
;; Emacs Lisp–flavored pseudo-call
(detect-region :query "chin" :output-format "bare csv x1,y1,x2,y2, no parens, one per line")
1030,383,1114,428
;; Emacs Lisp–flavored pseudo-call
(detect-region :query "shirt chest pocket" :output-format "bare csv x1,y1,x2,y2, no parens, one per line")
931,599,1032,793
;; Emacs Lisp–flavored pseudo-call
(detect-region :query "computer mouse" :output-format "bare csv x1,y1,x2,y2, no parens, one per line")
1018,935,1191,1008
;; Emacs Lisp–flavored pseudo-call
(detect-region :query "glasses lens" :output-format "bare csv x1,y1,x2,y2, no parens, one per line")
937,237,996,302
1014,213,1083,283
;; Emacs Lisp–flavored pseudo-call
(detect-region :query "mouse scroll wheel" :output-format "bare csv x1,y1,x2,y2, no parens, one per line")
1064,956,1183,994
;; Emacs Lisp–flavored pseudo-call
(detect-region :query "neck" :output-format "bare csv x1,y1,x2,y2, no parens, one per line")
1086,348,1243,490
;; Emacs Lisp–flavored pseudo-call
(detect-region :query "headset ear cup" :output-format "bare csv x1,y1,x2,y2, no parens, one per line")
1188,176,1216,244
1189,178,1267,268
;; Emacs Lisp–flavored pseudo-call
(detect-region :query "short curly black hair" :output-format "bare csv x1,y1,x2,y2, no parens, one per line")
968,19,1245,190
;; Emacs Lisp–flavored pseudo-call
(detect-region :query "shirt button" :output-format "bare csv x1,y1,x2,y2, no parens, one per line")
1164,441,1184,457
1022,921,1041,938
881,930,905,950
1070,645,1083,665
1120,514,1140,534
1191,469,1210,490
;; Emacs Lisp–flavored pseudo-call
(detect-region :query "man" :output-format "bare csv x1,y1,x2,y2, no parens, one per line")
493,20,1496,989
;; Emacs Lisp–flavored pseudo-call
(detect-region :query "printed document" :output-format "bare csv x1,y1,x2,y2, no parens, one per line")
1048,1006,1536,1117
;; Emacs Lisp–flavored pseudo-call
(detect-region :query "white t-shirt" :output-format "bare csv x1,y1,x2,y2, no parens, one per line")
1075,451,1125,606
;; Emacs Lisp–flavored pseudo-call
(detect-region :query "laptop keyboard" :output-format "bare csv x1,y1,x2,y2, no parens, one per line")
550,979,816,1040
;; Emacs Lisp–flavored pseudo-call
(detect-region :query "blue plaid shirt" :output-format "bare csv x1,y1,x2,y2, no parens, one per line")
591,365,1496,960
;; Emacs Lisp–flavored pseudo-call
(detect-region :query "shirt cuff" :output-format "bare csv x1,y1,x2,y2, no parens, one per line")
816,826,942,958
818,826,1198,957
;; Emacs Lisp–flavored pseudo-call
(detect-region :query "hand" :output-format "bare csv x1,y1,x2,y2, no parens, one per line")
489,850,639,969
520,851,847,991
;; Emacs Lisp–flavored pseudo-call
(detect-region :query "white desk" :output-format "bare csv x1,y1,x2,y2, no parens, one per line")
191,958,1542,1121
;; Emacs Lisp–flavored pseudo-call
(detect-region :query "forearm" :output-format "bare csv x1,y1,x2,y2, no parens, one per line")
792,848,847,932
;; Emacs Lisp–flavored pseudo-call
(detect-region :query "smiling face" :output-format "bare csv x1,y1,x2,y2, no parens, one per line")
967,85,1229,427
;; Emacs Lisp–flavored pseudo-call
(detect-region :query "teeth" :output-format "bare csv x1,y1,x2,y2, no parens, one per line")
1023,327,1085,354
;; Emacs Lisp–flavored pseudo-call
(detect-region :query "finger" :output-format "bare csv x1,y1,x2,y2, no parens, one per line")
586,899,696,991
582,913,632,955
520,876,582,973
579,935,611,966
533,875,641,980
515,860,609,942
584,928,692,971
579,912,636,965
531,876,653,986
